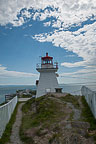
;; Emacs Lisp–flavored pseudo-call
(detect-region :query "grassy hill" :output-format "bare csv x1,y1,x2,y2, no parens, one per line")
20,93,96,144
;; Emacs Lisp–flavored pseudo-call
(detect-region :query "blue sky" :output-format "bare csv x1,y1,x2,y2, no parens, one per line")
0,0,96,86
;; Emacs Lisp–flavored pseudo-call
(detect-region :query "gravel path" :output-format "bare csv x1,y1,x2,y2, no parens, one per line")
9,103,24,144
67,102,81,120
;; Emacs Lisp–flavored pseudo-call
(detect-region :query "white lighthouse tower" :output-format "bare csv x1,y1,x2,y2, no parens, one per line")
36,53,59,98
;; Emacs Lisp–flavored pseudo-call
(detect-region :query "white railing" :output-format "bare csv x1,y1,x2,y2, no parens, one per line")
0,96,18,138
81,86,96,119
36,63,58,69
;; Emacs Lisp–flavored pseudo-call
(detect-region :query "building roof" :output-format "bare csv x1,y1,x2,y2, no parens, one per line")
42,52,53,60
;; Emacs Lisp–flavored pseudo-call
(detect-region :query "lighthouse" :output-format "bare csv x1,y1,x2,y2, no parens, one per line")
36,53,59,98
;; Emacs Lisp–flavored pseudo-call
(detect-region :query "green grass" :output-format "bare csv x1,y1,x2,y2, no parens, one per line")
81,96,96,130
60,94,80,109
20,113,36,144
0,103,19,144
22,97,35,113
29,90,36,95
21,94,32,98
68,111,74,121
20,94,96,143
49,133,61,144
18,90,36,98
20,128,34,144
22,96,60,126
20,95,66,143
81,96,96,142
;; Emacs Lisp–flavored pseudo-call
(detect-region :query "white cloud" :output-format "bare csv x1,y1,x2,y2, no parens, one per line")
43,21,51,27
12,17,24,27
29,24,32,27
52,20,61,28
0,0,96,84
59,67,96,85
0,0,96,27
33,21,96,69
61,61,87,67
0,0,52,26
60,67,96,76
65,55,75,57
21,9,32,18
0,65,37,78
58,66,96,86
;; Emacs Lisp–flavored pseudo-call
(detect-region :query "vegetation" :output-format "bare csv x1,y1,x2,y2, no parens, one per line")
60,94,80,109
22,97,35,113
21,95,62,126
17,90,36,98
68,111,74,121
21,90,36,98
20,95,67,143
81,96,96,142
0,103,19,144
49,133,61,144
81,96,96,130
21,94,32,98
29,90,36,95
20,94,96,143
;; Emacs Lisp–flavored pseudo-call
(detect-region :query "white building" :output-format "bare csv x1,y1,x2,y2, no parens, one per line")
36,53,59,98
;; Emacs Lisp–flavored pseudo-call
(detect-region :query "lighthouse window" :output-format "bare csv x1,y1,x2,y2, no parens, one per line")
45,60,49,64
42,59,52,64
43,61,45,64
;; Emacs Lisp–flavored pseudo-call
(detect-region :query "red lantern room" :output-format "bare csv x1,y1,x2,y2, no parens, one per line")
41,52,53,66
36,52,58,69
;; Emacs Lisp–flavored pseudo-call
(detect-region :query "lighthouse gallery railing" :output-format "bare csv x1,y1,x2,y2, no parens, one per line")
36,63,58,69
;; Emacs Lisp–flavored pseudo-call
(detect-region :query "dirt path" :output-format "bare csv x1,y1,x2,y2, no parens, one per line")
8,103,24,144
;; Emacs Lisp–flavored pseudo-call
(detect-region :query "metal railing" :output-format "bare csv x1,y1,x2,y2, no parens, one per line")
36,62,58,69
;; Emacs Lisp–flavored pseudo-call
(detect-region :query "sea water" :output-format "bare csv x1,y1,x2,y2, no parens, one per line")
0,85,36,104
0,84,95,104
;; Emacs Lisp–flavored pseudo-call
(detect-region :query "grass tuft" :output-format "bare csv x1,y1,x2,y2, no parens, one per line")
61,94,80,109
81,96,96,142
20,95,64,143
81,96,96,130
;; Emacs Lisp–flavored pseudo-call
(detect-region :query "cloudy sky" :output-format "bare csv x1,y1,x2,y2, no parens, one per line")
0,0,96,86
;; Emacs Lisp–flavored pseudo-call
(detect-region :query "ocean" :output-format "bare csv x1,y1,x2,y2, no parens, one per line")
0,84,95,104
0,85,36,104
